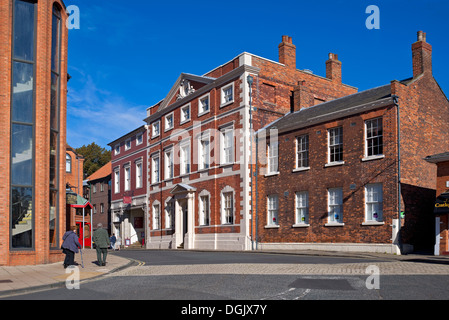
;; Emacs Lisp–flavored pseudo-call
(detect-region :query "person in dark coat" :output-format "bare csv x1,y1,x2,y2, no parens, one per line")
61,226,81,268
92,223,110,266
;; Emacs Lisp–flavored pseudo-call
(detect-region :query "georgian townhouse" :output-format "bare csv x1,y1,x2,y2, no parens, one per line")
144,36,357,250
109,126,148,247
256,31,449,255
0,0,69,266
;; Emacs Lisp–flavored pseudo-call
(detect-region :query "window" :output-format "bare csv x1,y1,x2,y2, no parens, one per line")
92,184,96,193
152,121,160,138
165,202,173,229
114,169,120,194
267,195,279,226
296,135,309,169
100,203,104,214
328,127,343,163
267,142,279,174
153,204,160,230
164,148,174,180
11,0,37,249
199,94,210,115
100,182,104,192
221,83,234,106
180,142,190,175
93,205,97,214
66,154,72,172
151,154,160,184
114,144,120,155
165,113,174,131
124,165,131,191
136,133,143,145
365,118,383,157
328,188,343,224
222,192,234,224
365,184,383,222
199,134,210,170
125,139,131,151
221,127,233,165
181,104,190,123
295,192,309,224
136,161,142,188
200,195,210,226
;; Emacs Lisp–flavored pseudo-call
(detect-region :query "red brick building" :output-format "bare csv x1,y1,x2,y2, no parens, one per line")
109,126,148,247
0,0,68,265
256,31,449,254
144,36,356,250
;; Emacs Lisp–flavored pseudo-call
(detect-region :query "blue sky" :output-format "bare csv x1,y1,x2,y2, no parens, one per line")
65,0,449,149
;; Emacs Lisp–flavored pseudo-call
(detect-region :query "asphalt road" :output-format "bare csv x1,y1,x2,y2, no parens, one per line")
3,250,449,307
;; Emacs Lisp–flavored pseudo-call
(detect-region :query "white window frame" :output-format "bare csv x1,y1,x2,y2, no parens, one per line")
365,117,384,159
221,83,234,107
152,121,160,138
114,168,120,194
220,126,234,165
124,164,131,191
327,188,343,225
152,203,160,230
267,195,279,226
164,148,174,180
221,187,234,225
180,140,191,175
114,144,120,155
198,132,210,170
267,142,279,174
180,104,191,124
296,134,310,170
151,153,160,184
165,112,174,132
199,193,210,226
328,127,344,165
365,183,383,223
295,191,309,225
135,160,143,189
136,133,143,146
198,93,210,116
125,138,131,151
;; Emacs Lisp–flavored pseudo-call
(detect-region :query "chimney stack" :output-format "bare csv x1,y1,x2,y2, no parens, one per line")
412,31,432,78
279,35,296,70
326,53,342,83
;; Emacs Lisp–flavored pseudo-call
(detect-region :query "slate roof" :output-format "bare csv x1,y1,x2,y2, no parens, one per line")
262,83,394,135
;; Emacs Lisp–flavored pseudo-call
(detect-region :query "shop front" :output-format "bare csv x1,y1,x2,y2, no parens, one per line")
434,192,449,255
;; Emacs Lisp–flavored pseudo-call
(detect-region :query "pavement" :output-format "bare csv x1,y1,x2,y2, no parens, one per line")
0,249,133,298
1,248,448,298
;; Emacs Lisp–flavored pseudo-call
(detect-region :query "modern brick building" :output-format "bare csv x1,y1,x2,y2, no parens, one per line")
109,126,148,247
256,31,449,254
144,36,356,250
0,0,68,265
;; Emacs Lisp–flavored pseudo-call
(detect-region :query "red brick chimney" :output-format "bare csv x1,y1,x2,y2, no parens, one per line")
279,35,296,69
412,31,432,78
326,53,342,83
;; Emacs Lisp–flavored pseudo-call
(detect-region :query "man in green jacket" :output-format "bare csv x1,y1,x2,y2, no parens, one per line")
93,223,110,266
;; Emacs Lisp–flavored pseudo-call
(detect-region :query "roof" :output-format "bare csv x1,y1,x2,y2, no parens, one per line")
86,161,111,182
262,83,393,135
425,152,449,164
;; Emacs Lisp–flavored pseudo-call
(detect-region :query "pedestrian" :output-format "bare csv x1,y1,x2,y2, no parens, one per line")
61,226,81,269
92,223,110,266
110,233,116,250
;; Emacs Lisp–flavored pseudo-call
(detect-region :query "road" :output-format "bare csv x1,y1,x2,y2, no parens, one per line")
3,250,449,304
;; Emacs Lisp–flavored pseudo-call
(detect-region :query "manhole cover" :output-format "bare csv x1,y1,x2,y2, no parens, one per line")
289,278,354,291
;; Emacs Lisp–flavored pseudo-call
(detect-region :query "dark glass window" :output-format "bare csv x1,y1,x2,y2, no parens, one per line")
11,0,36,249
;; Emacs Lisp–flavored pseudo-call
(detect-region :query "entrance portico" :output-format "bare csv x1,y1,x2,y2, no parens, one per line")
171,184,196,249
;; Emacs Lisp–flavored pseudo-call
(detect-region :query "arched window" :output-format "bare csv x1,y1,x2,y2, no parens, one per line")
66,154,72,172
